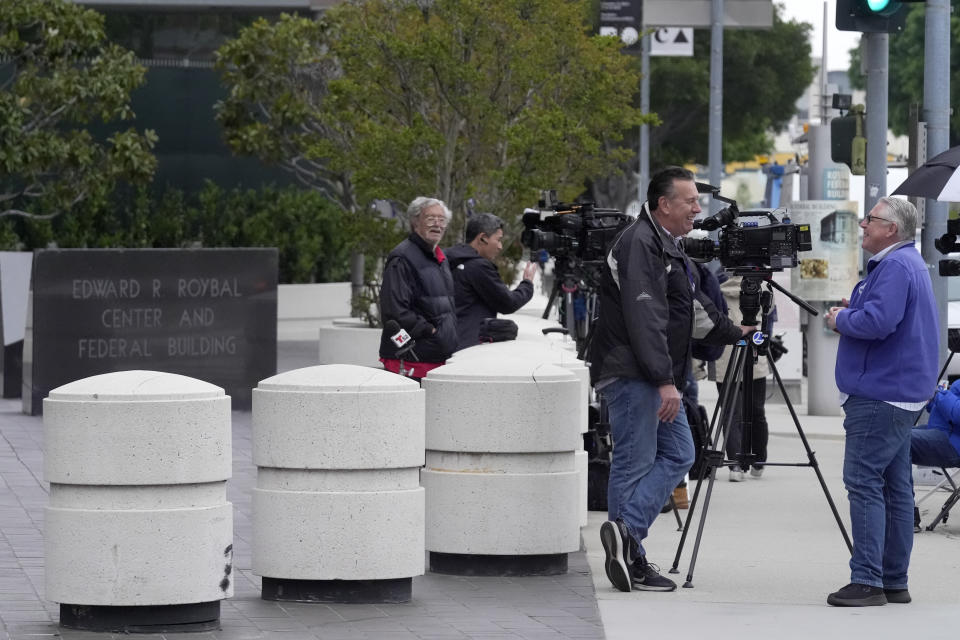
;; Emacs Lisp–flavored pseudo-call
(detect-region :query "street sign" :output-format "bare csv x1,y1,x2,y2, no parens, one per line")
599,0,642,47
649,27,694,56
643,0,773,28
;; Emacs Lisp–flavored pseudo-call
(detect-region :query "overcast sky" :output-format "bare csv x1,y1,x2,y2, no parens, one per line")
777,0,863,72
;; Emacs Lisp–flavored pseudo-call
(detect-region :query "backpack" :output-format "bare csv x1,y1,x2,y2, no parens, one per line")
690,262,727,362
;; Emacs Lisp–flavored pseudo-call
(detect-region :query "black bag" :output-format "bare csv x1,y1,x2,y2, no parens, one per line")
684,394,710,480
478,318,518,342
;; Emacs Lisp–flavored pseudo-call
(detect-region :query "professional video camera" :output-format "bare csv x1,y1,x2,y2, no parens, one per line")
681,187,813,271
520,190,630,263
934,218,960,277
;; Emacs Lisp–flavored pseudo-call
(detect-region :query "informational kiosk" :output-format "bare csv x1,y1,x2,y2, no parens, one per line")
23,248,278,414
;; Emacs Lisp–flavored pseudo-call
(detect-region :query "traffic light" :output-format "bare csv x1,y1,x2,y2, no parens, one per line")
836,0,909,33
831,105,866,176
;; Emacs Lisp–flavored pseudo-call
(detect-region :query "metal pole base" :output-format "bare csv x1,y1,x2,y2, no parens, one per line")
59,601,219,633
261,577,412,604
429,552,567,576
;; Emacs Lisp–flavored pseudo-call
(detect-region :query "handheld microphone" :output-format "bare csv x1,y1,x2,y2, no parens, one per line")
385,319,418,359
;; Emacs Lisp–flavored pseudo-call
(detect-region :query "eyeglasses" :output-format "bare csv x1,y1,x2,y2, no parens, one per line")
421,215,447,227
863,214,893,224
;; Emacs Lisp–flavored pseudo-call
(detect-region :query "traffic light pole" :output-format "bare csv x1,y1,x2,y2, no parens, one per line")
863,32,888,272
923,0,950,353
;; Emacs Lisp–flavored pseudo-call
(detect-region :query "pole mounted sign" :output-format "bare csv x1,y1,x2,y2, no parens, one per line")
642,0,772,28
599,0,642,47
650,28,694,56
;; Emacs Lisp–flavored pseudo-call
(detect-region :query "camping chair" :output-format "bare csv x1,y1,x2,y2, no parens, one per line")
914,329,960,531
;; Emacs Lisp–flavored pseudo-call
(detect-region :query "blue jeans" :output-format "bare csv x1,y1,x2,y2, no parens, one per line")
603,377,695,557
842,396,919,589
910,426,960,468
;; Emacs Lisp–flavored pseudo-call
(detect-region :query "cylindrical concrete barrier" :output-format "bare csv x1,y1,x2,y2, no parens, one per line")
252,365,424,603
422,359,581,576
44,371,233,633
450,342,590,527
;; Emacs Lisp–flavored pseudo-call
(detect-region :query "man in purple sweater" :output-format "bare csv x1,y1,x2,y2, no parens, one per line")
824,197,940,607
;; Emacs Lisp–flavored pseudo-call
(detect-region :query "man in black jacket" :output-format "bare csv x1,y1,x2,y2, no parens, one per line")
379,197,458,380
446,213,537,350
589,167,749,593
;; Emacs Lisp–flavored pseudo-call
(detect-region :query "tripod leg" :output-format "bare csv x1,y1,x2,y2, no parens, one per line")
670,344,746,575
768,355,853,553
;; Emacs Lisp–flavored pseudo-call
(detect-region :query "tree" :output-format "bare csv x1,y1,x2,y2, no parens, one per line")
214,0,650,229
848,3,960,146
0,0,157,220
592,6,814,211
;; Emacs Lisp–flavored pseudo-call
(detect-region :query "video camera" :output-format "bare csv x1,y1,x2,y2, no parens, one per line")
935,218,960,277
520,190,630,262
681,187,812,271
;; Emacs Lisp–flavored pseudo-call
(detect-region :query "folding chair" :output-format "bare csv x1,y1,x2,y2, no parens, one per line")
922,468,960,531
914,329,960,531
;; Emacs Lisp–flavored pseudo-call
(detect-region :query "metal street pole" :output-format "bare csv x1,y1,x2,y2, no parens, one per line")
864,32,888,216
639,32,651,206
708,0,723,211
923,0,950,350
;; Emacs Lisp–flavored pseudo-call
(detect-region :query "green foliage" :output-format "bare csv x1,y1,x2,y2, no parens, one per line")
648,6,815,166
214,0,649,235
0,0,157,219
848,3,960,145
8,183,357,284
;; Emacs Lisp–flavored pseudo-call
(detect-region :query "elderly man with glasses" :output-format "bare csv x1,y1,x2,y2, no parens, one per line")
379,196,458,380
824,197,940,607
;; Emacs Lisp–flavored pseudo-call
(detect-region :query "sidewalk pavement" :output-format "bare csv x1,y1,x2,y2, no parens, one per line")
588,383,960,640
2,344,959,639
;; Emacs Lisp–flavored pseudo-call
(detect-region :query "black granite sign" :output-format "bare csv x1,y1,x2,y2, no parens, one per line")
24,248,278,414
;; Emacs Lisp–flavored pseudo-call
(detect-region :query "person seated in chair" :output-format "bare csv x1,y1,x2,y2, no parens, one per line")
912,380,960,469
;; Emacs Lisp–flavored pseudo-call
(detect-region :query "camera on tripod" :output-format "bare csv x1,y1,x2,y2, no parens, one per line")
935,218,960,277
520,190,630,263
681,188,813,271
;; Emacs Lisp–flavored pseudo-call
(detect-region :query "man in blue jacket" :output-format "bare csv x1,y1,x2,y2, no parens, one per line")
912,381,960,469
825,197,940,607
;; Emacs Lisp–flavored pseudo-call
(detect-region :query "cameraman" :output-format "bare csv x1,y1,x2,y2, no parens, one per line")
589,167,750,593
446,213,537,350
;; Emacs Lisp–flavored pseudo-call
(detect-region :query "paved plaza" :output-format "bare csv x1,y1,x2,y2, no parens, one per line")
0,350,959,639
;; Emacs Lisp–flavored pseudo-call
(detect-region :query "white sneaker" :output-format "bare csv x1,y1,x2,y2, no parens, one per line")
729,469,744,482
750,466,764,478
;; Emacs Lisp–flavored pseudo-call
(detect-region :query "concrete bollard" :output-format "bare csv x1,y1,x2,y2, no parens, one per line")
422,359,580,576
43,370,233,633
252,365,424,603
450,342,591,527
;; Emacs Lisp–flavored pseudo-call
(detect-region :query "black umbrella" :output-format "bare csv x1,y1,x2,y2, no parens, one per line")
891,144,960,201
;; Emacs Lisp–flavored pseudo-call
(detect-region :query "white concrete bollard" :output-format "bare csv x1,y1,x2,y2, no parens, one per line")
252,365,424,603
450,342,591,527
43,370,233,633
422,359,580,575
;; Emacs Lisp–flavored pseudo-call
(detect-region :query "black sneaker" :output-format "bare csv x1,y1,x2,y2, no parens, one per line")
884,588,911,604
827,583,887,606
600,520,632,592
631,556,676,592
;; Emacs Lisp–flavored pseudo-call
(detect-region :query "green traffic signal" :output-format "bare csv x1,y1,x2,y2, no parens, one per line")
865,0,901,15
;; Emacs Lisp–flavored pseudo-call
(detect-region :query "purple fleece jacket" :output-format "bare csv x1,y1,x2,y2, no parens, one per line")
834,243,939,403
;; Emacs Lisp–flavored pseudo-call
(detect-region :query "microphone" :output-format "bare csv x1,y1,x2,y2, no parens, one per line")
385,319,418,359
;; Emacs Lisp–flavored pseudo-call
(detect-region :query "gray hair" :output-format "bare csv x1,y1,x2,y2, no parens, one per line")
407,197,451,230
465,212,503,242
876,196,917,241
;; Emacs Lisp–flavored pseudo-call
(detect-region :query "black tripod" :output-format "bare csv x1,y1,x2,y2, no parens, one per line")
669,271,853,587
